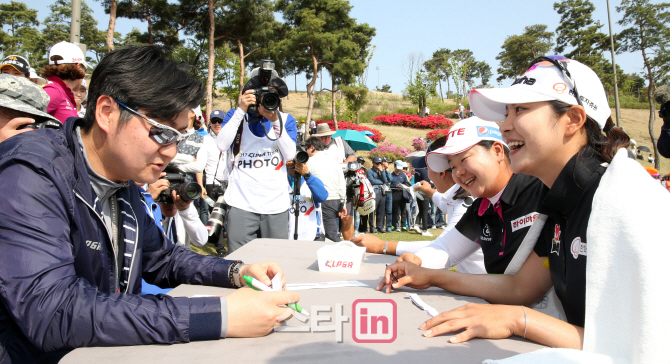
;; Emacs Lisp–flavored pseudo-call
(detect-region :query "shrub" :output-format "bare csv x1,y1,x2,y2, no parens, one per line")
368,142,414,163
313,120,385,142
426,129,452,141
373,114,455,130
412,138,428,151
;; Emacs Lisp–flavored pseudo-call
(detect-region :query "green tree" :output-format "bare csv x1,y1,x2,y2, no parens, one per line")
42,0,117,67
0,1,38,56
206,0,279,98
340,84,368,124
277,0,375,126
403,69,437,117
617,0,670,169
114,0,198,48
554,0,611,81
375,84,391,93
496,24,554,83
424,48,452,101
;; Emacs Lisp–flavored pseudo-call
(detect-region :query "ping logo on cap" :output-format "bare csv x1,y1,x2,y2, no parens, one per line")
477,126,502,140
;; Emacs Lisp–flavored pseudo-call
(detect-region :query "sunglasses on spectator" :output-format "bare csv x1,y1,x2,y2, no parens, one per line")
114,99,187,145
210,118,223,124
529,55,583,107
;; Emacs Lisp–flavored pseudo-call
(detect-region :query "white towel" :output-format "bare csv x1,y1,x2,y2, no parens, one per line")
483,348,612,364
486,149,670,363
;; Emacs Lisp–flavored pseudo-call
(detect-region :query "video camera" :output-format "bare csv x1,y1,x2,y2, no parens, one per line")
155,167,202,204
344,161,363,191
247,59,281,115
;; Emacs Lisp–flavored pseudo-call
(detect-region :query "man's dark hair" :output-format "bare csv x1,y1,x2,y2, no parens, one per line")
305,136,325,151
82,45,205,133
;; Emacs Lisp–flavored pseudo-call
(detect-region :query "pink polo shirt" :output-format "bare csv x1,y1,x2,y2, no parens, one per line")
43,76,79,124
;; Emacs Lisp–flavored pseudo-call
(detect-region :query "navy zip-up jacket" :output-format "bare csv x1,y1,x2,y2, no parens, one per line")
0,118,234,363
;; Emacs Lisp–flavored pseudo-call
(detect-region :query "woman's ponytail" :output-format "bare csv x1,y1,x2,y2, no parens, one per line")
584,116,630,163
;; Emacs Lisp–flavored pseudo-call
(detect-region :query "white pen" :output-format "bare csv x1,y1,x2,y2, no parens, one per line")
243,276,272,291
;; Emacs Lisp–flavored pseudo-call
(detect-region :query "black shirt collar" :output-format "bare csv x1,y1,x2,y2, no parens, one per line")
540,146,606,218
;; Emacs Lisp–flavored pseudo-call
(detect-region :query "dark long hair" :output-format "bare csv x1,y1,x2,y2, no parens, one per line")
548,100,629,163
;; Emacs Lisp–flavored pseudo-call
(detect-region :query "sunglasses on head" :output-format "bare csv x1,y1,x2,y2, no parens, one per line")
114,99,186,145
210,118,223,124
529,55,583,107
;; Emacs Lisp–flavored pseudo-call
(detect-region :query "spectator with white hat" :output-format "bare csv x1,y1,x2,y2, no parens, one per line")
28,67,46,86
41,41,89,123
72,78,88,118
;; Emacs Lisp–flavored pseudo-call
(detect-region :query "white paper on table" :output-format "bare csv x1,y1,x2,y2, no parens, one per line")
285,280,368,291
407,293,439,317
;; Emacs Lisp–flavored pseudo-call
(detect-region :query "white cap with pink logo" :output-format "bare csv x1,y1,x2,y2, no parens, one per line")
48,41,91,69
469,56,610,130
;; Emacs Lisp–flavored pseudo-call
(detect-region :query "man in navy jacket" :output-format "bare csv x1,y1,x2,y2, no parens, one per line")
0,45,298,363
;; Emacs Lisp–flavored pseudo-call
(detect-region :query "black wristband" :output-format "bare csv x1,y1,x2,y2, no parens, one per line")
303,172,311,180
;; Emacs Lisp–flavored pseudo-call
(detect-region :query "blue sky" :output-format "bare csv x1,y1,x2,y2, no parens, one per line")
21,0,655,94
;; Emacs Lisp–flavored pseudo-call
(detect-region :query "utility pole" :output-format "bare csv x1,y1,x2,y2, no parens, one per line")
606,0,621,127
70,0,87,55
376,66,379,89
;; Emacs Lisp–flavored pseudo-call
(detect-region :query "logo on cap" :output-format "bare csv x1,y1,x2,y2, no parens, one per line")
553,83,567,94
476,126,502,140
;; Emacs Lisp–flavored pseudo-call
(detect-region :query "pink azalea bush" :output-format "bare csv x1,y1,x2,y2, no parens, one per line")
373,114,455,130
368,142,414,163
412,138,428,151
314,120,385,142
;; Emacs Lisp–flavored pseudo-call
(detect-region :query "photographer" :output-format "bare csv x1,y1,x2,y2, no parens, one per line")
216,63,297,252
0,74,60,144
304,137,347,241
287,157,328,240
0,45,298,362
366,156,389,233
145,167,208,248
205,110,230,256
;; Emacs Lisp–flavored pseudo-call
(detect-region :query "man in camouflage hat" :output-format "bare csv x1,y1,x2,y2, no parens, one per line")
0,74,60,143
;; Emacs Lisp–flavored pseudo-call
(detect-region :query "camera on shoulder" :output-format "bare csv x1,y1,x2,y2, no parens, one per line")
247,59,280,115
155,166,202,204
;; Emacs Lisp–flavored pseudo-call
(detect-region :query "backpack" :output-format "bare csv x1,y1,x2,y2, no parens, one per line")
353,169,376,216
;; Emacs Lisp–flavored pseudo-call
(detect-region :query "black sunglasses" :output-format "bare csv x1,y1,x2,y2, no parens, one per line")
529,55,583,107
210,118,223,124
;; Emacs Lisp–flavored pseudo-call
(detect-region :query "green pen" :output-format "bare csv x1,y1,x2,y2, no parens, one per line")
243,276,309,316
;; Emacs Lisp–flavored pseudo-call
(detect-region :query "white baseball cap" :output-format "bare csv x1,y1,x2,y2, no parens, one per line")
469,56,610,130
28,67,46,85
48,41,91,68
426,117,508,173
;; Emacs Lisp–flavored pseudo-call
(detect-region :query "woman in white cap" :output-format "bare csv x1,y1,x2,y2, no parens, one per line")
383,56,669,361
72,78,87,118
41,41,89,123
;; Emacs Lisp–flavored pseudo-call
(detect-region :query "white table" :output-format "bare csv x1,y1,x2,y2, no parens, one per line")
61,239,544,363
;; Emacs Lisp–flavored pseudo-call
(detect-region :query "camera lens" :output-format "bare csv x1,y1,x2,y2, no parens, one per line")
174,182,202,201
261,93,280,111
296,151,309,164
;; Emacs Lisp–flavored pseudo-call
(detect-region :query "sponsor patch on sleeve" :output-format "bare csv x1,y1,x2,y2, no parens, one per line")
510,212,539,232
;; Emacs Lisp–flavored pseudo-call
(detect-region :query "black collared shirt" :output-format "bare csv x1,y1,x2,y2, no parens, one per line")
456,173,545,274
534,146,607,327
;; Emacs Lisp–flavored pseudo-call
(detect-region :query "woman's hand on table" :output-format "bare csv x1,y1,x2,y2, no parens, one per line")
350,235,386,254
377,261,433,293
226,288,300,337
420,303,522,344
395,252,422,265
239,261,285,289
